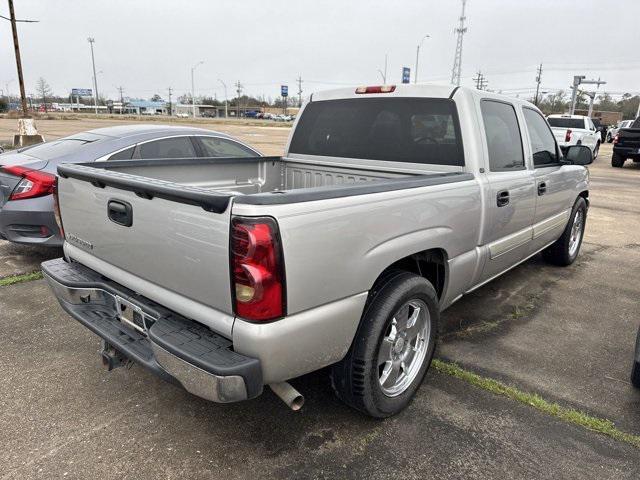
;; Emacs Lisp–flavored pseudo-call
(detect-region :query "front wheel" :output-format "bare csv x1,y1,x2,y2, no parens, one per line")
543,197,587,266
331,272,438,418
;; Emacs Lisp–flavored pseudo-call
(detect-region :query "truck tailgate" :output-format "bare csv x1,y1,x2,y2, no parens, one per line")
57,172,234,320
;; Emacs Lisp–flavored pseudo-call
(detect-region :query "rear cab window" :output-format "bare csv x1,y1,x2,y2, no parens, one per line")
547,117,586,129
289,98,465,166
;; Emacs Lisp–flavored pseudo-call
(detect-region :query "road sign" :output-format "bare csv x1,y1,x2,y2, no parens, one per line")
402,67,411,84
281,85,288,97
71,88,93,97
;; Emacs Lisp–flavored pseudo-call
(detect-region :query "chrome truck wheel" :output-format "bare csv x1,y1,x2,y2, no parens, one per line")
331,272,438,418
378,300,430,397
568,209,584,258
543,197,587,266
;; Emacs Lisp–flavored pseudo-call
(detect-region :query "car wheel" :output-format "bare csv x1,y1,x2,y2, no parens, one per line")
593,142,600,160
331,271,438,418
611,153,625,168
606,133,612,143
543,197,587,267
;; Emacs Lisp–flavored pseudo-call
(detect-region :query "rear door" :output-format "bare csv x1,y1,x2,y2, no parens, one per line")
522,108,575,253
479,99,536,281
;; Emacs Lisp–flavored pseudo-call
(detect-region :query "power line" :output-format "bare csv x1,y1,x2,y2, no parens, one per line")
0,13,38,23
450,0,468,86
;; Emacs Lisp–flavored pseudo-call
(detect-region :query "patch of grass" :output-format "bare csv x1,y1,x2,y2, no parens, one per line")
432,359,640,449
0,270,43,287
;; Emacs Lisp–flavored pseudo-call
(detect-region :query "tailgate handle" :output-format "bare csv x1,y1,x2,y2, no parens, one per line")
107,200,133,227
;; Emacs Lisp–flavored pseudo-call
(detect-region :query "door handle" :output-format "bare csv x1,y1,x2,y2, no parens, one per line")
496,190,510,207
538,182,547,196
107,200,133,227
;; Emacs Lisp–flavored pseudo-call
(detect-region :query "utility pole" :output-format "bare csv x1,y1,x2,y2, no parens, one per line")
235,80,243,117
218,79,228,118
7,0,29,117
414,35,430,84
167,87,172,116
296,75,303,107
473,71,487,90
534,64,543,106
87,38,99,114
117,86,124,114
450,0,468,86
191,61,204,118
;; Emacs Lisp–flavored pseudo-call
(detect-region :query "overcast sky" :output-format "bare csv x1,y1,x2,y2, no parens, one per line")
1,0,639,103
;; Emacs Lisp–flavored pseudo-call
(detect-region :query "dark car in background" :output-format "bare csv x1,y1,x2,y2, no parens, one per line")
0,125,261,247
611,117,640,168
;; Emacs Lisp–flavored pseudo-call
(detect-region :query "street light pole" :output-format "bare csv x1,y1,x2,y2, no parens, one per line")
414,34,430,84
191,61,204,118
87,37,99,114
218,79,228,118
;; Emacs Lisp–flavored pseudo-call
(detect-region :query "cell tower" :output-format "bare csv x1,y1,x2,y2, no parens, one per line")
450,0,468,86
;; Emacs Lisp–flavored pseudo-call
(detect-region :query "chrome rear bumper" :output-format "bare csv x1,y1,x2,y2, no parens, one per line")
42,258,262,403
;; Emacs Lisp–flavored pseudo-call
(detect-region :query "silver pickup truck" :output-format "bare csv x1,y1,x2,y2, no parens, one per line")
43,84,593,417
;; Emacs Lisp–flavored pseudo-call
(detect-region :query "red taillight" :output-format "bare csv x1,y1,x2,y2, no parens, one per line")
231,216,285,322
2,165,55,201
565,129,572,143
613,134,619,144
355,85,396,94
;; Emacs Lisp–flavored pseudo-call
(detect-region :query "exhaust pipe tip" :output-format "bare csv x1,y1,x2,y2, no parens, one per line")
269,382,305,411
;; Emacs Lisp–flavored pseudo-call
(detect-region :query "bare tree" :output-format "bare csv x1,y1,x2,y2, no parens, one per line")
36,77,52,112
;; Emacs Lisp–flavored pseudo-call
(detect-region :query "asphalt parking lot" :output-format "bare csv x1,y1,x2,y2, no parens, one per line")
1,121,639,479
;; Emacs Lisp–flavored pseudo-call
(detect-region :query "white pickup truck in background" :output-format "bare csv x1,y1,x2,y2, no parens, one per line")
547,114,601,159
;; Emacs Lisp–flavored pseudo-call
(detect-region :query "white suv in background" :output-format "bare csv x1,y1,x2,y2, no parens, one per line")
547,114,601,159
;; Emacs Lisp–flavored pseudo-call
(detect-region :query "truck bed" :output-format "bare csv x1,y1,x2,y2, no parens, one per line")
55,156,473,337
58,156,469,213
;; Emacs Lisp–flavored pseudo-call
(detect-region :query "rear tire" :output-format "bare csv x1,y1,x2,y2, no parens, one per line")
632,329,640,389
543,197,587,266
611,153,625,168
331,272,438,418
632,361,640,389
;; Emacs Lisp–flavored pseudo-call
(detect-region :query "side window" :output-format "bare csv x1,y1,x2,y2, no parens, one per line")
108,146,135,161
198,137,256,157
480,100,525,171
137,137,196,159
523,109,558,167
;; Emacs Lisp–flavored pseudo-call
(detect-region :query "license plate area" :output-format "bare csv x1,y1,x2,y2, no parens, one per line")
115,295,155,335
